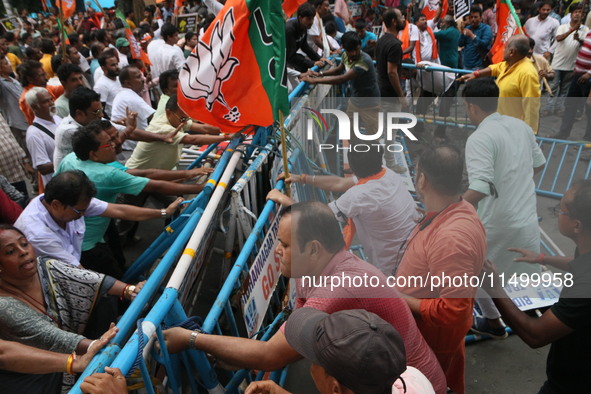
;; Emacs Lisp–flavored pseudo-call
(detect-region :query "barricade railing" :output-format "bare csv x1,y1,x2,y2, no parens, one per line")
71,138,243,393
535,137,591,199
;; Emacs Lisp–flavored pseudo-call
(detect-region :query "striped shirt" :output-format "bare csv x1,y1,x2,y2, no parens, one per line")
574,31,591,73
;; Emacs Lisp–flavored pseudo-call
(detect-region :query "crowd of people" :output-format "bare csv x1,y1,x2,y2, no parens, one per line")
0,0,590,393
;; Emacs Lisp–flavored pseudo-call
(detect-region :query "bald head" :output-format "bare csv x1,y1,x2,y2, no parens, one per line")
507,35,530,58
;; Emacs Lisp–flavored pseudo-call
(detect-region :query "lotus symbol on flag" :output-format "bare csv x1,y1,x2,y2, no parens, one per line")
179,8,240,121
502,14,517,44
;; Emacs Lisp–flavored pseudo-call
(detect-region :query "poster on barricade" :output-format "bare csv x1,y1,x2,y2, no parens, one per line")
453,0,471,19
0,17,20,32
175,13,199,34
241,213,282,338
505,281,561,311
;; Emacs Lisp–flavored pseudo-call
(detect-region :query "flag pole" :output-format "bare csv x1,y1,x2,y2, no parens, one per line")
57,3,68,60
279,110,291,198
505,0,525,34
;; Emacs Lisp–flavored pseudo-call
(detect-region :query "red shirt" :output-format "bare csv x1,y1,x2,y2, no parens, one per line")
0,189,22,224
396,199,487,394
294,250,448,394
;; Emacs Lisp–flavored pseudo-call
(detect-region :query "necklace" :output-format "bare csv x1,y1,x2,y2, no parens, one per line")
0,280,61,328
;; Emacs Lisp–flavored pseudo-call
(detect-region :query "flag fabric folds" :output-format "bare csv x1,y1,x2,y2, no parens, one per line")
422,0,448,21
490,0,522,63
178,0,289,132
115,10,151,65
58,0,76,19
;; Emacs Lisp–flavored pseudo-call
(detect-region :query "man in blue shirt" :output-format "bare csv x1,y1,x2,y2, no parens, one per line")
459,7,493,70
355,19,377,55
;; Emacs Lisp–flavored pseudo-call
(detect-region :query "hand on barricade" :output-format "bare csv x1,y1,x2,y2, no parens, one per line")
456,73,476,82
80,367,127,394
508,248,543,264
266,189,290,206
160,327,191,354
245,380,291,394
276,172,299,184
75,323,118,373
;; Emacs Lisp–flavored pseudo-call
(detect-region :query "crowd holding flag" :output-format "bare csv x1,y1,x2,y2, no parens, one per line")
423,0,449,20
116,9,151,65
490,0,524,63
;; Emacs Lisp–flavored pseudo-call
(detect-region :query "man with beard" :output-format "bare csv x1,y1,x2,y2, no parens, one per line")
93,50,122,119
24,87,61,188
524,1,560,60
376,8,406,105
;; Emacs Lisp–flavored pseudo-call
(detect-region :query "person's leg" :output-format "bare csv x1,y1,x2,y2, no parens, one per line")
556,71,574,113
557,74,584,139
472,288,508,339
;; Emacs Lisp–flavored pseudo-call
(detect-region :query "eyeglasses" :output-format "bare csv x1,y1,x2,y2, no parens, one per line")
552,206,574,219
172,111,190,123
87,107,104,117
98,140,115,150
69,205,87,215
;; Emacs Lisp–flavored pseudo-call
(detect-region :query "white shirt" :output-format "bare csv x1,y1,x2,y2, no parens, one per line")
26,115,60,186
417,24,440,63
111,87,155,132
117,49,129,67
149,41,185,79
14,195,108,267
328,169,420,275
415,61,454,94
93,76,122,118
524,16,560,55
551,23,589,70
78,52,90,72
93,67,104,85
53,115,83,169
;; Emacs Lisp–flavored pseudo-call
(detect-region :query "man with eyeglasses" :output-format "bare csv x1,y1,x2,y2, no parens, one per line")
14,170,182,275
126,94,228,171
482,180,591,393
53,87,179,169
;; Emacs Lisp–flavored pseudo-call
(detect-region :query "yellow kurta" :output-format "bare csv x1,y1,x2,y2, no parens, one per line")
489,57,541,133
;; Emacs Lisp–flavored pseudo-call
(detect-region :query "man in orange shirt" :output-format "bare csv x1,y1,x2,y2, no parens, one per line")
395,145,487,394
18,60,64,125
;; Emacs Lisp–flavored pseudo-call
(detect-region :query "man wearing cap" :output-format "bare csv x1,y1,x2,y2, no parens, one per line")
162,202,447,393
395,145,487,394
115,37,130,68
246,308,435,394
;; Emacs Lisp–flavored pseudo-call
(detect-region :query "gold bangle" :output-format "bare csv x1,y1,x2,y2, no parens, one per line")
125,284,137,300
66,353,76,375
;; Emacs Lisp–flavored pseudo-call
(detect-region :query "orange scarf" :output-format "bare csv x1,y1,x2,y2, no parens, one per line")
342,168,387,249
415,27,438,62
399,22,411,59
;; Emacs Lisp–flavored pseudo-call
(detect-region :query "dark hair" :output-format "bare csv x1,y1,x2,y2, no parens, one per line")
355,18,367,30
341,31,361,51
417,144,464,196
528,36,535,49
165,93,180,111
312,0,327,8
72,122,102,160
56,63,83,83
118,65,138,84
325,21,337,35
19,60,43,87
161,23,177,40
20,32,32,43
570,179,591,229
462,78,499,112
90,43,105,58
539,0,553,8
185,31,196,42
125,10,134,17
570,3,584,11
39,38,55,54
94,29,108,44
282,202,345,253
383,8,399,29
98,119,115,131
418,13,427,20
0,224,25,238
69,87,101,116
348,143,384,178
50,54,65,75
3,32,15,42
44,170,97,205
469,6,482,15
98,49,118,67
68,33,79,45
297,2,316,18
159,69,179,93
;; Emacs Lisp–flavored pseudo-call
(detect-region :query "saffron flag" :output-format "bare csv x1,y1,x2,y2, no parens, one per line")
115,10,151,65
422,0,448,21
490,0,522,63
178,0,289,132
282,0,307,18
174,0,183,15
58,0,76,20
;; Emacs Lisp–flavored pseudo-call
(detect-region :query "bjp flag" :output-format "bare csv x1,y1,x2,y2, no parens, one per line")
490,0,522,63
116,10,151,65
58,0,76,19
422,0,448,21
282,0,307,18
178,0,289,132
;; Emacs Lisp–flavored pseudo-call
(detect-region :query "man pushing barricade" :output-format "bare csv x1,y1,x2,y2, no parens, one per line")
162,201,448,393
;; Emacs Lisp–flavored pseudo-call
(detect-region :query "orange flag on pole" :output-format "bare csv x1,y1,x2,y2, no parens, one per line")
282,0,307,17
58,0,77,20
178,0,289,132
490,0,523,63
